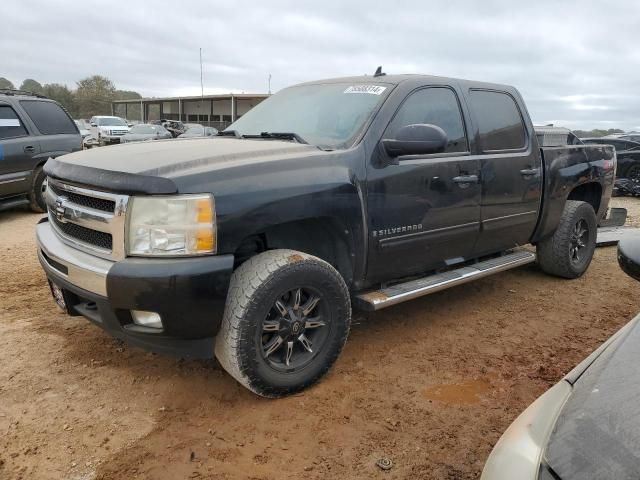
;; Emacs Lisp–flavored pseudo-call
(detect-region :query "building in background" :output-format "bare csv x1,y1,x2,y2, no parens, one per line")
112,93,269,130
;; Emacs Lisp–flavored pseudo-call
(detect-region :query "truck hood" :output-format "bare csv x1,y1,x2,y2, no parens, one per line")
545,316,640,479
55,137,320,177
45,137,326,195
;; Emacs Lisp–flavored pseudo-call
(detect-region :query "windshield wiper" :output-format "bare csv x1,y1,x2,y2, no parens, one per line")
216,130,242,138
242,132,309,145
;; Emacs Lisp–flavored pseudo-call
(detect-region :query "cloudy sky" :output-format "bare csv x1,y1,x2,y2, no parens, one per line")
3,0,640,130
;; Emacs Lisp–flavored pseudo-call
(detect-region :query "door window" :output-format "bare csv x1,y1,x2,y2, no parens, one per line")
19,100,78,135
386,87,468,153
0,105,28,139
469,90,526,151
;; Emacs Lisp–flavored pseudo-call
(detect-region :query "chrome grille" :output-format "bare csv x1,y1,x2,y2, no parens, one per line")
48,182,116,212
45,178,129,260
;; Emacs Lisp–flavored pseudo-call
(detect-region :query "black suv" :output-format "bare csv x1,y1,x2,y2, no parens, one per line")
0,89,81,212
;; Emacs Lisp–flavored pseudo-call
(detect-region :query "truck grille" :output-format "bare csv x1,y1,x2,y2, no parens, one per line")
45,178,129,260
48,182,116,213
111,130,128,136
51,215,113,250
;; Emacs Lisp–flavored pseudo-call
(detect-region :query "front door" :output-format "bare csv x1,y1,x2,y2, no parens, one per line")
467,89,543,256
365,86,481,283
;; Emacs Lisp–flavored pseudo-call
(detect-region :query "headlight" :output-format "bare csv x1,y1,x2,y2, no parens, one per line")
127,194,216,256
481,381,572,480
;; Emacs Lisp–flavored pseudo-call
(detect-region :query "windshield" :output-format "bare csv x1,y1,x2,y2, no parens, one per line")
130,124,163,134
226,83,391,149
98,117,127,126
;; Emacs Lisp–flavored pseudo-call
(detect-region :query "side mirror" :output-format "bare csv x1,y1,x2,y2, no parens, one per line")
618,237,640,282
382,124,447,157
90,122,97,127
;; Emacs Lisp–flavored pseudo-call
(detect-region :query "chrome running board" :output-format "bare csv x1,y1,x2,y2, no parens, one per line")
354,250,536,311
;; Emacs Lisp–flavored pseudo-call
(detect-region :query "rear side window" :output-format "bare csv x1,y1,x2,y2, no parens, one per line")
0,105,28,139
469,90,526,151
19,100,78,135
387,87,468,153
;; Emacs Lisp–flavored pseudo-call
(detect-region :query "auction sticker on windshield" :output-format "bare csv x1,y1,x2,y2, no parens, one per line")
344,85,387,95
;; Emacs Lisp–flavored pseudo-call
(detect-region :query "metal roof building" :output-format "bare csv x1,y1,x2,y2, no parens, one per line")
112,93,269,130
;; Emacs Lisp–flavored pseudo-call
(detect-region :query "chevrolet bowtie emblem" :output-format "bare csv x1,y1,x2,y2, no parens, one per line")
54,196,68,223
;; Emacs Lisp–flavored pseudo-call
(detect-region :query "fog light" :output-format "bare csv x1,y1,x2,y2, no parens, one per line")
131,310,163,329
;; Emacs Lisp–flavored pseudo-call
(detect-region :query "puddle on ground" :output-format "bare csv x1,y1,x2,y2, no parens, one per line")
423,378,492,405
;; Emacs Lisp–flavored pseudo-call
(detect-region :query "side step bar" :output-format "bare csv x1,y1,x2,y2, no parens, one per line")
353,250,536,311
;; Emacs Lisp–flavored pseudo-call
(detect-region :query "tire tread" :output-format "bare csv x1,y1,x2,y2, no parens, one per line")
215,249,351,397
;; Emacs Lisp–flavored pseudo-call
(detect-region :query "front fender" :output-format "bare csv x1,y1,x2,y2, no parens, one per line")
176,148,368,284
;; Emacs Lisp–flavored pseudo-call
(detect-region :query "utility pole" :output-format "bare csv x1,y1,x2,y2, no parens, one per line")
268,73,272,95
200,48,204,99
200,48,204,123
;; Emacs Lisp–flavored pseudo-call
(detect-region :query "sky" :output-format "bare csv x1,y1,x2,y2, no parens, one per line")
2,0,640,131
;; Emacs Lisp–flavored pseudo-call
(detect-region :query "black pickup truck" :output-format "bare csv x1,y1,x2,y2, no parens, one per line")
36,73,615,397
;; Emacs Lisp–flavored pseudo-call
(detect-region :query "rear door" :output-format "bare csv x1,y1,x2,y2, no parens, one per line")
365,85,481,282
467,89,543,256
0,102,40,198
18,100,81,156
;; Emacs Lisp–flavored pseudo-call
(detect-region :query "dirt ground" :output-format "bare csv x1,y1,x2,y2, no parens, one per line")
1,198,640,480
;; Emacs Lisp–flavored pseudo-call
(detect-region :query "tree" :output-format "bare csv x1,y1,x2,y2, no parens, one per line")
20,78,44,94
75,75,116,118
574,128,625,138
43,83,77,117
114,90,142,101
0,77,14,89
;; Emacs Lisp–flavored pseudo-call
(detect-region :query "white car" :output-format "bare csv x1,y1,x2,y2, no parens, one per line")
89,116,130,146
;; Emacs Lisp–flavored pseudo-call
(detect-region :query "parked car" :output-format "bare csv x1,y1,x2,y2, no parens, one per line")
151,119,186,138
618,133,640,143
120,124,172,143
36,73,614,397
582,137,640,180
74,119,91,139
0,89,81,212
89,115,130,146
178,125,218,138
482,236,640,480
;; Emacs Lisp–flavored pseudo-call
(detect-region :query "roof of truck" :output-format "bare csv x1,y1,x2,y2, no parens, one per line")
295,73,516,92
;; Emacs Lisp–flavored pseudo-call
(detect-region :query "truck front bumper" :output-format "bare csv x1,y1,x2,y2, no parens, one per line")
36,220,234,358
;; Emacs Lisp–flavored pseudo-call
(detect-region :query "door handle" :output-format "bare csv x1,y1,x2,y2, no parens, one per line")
452,175,479,185
23,145,36,154
520,168,539,177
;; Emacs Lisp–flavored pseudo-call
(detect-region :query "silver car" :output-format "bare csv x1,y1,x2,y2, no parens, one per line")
482,237,640,480
120,124,173,143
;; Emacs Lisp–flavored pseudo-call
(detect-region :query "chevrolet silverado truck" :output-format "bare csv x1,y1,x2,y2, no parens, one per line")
36,73,615,397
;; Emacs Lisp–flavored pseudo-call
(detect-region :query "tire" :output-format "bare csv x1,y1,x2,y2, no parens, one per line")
215,249,351,398
537,200,597,279
28,166,47,213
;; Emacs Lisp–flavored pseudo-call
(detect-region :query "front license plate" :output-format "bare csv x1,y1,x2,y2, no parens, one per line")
49,280,69,313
